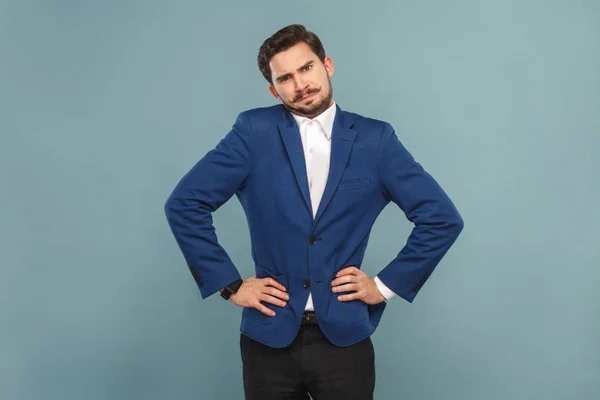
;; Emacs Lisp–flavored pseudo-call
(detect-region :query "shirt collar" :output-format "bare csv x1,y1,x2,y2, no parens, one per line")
291,101,337,140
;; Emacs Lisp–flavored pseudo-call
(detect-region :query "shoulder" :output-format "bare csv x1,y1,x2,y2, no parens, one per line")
341,109,394,136
237,104,286,126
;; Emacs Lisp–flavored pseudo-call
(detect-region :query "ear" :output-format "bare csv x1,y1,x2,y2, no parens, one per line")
323,57,335,77
269,85,280,100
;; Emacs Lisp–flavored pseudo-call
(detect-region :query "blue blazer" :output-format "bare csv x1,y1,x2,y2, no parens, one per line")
164,103,463,348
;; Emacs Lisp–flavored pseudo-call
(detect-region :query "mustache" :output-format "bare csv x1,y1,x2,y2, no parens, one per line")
293,88,320,102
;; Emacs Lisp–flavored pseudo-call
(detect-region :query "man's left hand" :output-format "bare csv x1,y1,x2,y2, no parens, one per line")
331,266,386,305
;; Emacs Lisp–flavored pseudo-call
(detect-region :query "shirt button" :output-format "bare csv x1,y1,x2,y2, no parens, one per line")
309,236,318,245
309,148,313,153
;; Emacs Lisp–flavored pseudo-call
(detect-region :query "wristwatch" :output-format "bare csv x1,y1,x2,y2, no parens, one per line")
220,278,244,300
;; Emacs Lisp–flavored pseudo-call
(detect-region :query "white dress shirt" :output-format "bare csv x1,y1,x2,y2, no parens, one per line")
290,101,398,311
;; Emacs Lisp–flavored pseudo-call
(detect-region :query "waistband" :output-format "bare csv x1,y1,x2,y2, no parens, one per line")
301,311,318,325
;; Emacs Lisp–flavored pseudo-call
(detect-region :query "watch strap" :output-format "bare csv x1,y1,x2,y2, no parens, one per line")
220,278,244,300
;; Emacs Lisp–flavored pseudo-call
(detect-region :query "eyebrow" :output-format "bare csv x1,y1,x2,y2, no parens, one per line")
275,60,315,82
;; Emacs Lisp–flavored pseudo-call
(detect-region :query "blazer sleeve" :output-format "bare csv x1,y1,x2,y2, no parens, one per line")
164,112,253,299
375,123,464,303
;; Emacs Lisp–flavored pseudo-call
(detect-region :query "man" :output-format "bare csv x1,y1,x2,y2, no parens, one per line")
164,24,463,399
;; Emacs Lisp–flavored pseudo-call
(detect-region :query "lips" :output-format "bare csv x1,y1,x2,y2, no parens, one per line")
299,92,316,101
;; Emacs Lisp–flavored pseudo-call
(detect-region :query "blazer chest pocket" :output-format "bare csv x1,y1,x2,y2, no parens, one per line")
337,177,371,191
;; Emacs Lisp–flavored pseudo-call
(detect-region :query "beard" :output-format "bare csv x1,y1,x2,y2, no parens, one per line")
280,77,334,118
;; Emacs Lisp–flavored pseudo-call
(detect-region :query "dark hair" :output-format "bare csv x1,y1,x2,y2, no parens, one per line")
257,24,326,84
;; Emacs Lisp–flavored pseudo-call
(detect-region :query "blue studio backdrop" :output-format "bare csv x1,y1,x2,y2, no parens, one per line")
1,1,599,399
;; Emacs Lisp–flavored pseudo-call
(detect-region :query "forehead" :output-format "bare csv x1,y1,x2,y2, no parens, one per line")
269,42,318,74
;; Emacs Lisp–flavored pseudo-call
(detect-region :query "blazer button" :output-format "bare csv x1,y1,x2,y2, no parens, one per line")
303,280,310,288
309,236,318,245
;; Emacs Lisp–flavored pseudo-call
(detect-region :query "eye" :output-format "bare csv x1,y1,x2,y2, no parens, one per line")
303,64,312,72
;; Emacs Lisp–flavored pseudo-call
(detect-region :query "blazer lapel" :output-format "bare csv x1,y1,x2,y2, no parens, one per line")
277,109,313,216
314,105,357,223
277,104,357,223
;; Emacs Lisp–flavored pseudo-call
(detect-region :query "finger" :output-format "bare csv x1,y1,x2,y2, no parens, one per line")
331,275,356,286
255,302,276,316
335,266,358,277
263,277,287,292
332,283,358,293
337,291,364,302
263,287,289,301
261,294,287,307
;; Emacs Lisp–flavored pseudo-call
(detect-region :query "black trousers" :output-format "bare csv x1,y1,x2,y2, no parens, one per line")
240,318,375,399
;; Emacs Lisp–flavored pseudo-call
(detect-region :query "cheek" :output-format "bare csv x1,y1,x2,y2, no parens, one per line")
280,86,293,96
318,75,329,89
275,86,291,100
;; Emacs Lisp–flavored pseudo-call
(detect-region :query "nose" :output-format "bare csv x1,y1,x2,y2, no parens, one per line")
293,75,309,93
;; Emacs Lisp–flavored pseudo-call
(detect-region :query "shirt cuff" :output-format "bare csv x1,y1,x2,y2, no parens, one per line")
374,276,398,300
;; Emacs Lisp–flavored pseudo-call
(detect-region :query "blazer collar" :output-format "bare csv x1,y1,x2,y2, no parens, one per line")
289,101,337,139
277,103,357,223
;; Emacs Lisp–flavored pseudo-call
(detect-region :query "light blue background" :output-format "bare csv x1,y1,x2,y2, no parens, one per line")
2,1,599,399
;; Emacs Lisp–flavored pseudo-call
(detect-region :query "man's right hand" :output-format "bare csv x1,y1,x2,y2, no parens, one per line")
227,277,288,316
